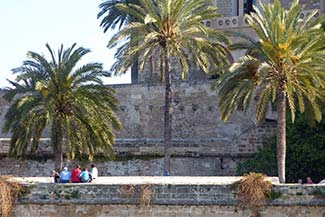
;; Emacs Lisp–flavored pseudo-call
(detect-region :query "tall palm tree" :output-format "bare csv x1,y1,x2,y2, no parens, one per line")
216,0,325,183
3,44,121,171
107,0,230,175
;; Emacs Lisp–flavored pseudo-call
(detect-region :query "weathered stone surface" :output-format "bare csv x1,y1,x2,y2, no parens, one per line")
12,179,325,217
13,204,325,217
0,81,276,156
277,0,321,10
0,81,276,176
113,81,277,154
0,156,243,176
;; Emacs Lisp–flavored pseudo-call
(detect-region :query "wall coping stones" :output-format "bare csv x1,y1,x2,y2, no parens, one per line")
12,176,280,185
0,138,255,157
12,176,325,206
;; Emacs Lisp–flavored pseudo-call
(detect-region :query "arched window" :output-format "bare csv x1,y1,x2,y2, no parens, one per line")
244,0,256,14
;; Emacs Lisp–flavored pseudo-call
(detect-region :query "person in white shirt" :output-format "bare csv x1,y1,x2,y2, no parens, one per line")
91,163,98,180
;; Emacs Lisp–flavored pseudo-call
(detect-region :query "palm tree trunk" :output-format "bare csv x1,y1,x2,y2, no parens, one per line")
276,90,286,183
163,48,172,175
53,117,64,172
54,142,63,172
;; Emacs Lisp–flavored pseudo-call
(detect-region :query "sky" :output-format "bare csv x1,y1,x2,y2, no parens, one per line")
0,0,130,88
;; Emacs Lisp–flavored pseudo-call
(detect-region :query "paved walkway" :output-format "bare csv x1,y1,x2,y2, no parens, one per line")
10,176,280,185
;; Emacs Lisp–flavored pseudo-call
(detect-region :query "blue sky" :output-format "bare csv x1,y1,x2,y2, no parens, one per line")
0,0,130,88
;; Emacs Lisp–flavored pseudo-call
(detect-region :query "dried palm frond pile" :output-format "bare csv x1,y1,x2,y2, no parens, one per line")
232,173,272,217
0,176,23,217
140,184,154,207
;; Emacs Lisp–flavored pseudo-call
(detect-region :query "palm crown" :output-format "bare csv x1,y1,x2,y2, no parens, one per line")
218,0,324,123
3,44,121,169
216,0,325,183
108,0,230,79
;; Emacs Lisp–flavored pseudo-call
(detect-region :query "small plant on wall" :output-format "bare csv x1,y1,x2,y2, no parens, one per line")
140,184,154,207
118,184,135,198
0,176,23,217
139,184,154,217
232,173,272,217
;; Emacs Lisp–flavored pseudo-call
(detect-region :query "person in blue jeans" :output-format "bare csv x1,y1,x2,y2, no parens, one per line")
79,167,91,183
60,167,71,183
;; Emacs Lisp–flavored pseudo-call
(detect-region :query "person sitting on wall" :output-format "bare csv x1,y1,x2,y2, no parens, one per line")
306,177,314,184
90,163,98,180
60,166,71,183
79,167,91,183
71,164,82,183
50,170,60,183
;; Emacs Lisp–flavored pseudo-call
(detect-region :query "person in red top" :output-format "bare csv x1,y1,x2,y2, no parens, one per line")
71,164,82,183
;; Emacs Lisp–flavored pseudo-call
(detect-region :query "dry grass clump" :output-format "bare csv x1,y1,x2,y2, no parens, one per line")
140,184,154,207
119,184,135,197
233,173,272,217
0,176,23,217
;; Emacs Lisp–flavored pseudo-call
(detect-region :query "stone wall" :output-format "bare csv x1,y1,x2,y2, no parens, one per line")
0,156,244,177
12,179,325,217
0,81,277,157
14,204,325,217
0,81,276,176
277,0,321,10
114,81,276,151
216,0,233,16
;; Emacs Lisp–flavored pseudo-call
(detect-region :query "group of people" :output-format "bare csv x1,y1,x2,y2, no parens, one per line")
297,177,325,184
51,163,98,183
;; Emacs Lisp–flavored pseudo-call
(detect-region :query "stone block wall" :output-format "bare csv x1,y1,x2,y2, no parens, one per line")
0,81,276,176
13,204,325,217
216,0,233,16
277,0,321,10
13,181,325,217
114,81,276,151
0,81,277,157
0,156,244,177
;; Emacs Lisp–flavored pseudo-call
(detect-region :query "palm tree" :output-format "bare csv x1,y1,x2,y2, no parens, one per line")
3,44,121,171
107,0,230,175
215,0,325,183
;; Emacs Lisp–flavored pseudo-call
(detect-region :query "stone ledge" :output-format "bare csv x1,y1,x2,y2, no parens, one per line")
12,176,279,185
0,137,260,157
11,176,325,206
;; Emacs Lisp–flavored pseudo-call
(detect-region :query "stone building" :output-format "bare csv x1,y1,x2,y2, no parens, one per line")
135,0,324,83
0,0,323,177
